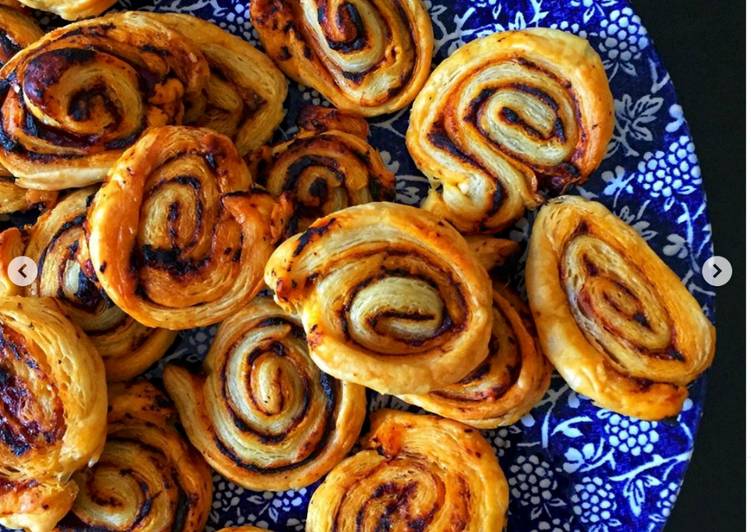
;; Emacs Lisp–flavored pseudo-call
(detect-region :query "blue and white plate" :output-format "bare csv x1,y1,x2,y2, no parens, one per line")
71,1,717,530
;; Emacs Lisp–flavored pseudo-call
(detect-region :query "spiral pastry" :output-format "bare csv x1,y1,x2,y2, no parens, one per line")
24,187,176,381
148,13,287,156
0,12,210,190
250,106,395,236
250,0,433,117
264,202,493,395
162,295,366,491
526,196,716,420
88,126,288,330
56,381,212,532
407,29,614,233
399,283,551,428
0,178,56,214
0,296,106,532
306,409,509,531
16,0,117,21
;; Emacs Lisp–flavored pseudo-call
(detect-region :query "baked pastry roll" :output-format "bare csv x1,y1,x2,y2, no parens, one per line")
0,1,42,67
526,196,716,419
147,13,287,156
306,409,508,531
23,187,176,381
16,0,117,21
249,106,395,236
0,12,210,190
399,283,551,428
88,126,288,330
407,29,614,233
264,202,493,395
0,296,106,532
249,0,433,116
0,178,56,214
163,295,366,491
59,381,212,532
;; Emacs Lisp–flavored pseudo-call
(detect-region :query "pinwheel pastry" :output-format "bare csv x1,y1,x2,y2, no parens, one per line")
0,179,56,215
306,409,509,531
249,0,433,116
249,105,395,236
0,296,106,532
88,126,289,330
163,295,366,491
407,28,614,233
0,11,210,190
399,283,551,428
264,202,493,395
146,13,287,156
15,0,117,21
0,226,23,296
58,381,212,532
23,187,176,381
526,196,716,420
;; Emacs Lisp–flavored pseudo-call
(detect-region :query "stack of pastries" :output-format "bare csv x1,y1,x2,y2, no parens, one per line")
0,1,715,531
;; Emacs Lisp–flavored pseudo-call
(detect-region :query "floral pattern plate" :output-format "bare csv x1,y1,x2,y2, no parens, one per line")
16,1,717,531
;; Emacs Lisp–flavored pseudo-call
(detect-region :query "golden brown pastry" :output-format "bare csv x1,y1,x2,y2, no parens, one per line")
526,196,716,419
23,187,176,381
399,283,551,428
0,296,106,532
163,295,366,491
88,126,288,330
250,0,433,117
16,0,117,21
0,1,42,67
0,12,210,190
407,29,614,233
58,381,212,532
0,225,23,296
249,106,395,236
306,409,508,531
0,178,56,214
264,202,493,395
146,13,287,156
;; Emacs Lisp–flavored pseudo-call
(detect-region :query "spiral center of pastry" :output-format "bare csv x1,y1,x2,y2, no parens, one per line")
347,276,447,351
72,439,183,530
563,234,676,371
0,325,65,456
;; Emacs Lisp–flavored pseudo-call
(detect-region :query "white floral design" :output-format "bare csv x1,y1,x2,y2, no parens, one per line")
571,477,621,530
595,7,649,78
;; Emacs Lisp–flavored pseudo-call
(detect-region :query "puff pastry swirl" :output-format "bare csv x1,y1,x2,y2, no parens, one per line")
88,126,287,330
58,381,212,532
407,29,614,233
0,297,106,532
16,0,117,20
526,196,716,419
148,13,287,156
264,202,493,395
306,409,509,531
0,12,210,190
163,295,366,491
249,106,395,236
250,0,433,116
24,187,176,381
0,178,56,215
399,283,551,428
0,1,42,67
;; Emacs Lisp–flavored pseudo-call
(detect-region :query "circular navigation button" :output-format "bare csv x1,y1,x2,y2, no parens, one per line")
7,256,37,287
701,255,732,287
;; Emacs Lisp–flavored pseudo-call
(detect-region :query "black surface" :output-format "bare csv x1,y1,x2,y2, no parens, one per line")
629,1,746,531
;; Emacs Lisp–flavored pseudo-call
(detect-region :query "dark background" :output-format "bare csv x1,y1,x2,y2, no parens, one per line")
629,1,745,530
